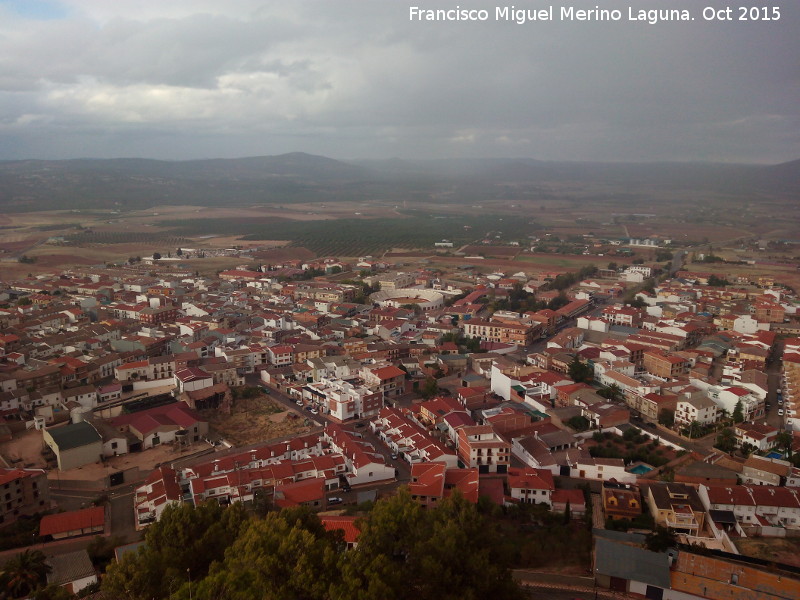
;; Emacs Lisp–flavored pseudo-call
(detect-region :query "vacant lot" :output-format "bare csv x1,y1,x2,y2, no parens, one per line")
201,395,314,447
735,537,800,568
0,429,48,470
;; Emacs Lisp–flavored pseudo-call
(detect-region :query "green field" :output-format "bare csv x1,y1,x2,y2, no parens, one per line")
158,212,542,257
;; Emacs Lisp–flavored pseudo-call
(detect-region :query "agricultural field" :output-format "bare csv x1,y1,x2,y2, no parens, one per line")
1,178,797,276
158,210,542,258
462,245,521,257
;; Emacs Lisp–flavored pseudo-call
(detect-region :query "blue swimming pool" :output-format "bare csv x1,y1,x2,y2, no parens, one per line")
629,464,654,475
766,451,783,459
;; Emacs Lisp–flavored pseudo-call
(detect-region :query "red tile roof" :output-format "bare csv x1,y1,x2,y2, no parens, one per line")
39,506,105,537
321,515,361,544
274,477,325,507
372,365,405,380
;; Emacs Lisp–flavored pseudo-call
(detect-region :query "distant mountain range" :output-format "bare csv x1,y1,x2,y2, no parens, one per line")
0,152,796,212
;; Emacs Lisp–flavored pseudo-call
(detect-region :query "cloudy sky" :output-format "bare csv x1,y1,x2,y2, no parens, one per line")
0,0,797,163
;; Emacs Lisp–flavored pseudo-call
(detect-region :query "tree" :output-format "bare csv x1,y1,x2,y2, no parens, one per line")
598,384,622,402
740,442,756,457
152,252,162,260
644,526,677,552
176,247,183,256
547,293,569,311
190,508,341,600
686,421,704,440
568,356,593,384
658,408,675,428
732,400,744,424
714,428,737,454
1,549,51,598
102,500,248,600
32,584,75,600
707,274,730,287
775,431,793,456
104,491,525,600
337,489,523,600
566,416,590,432
420,377,439,400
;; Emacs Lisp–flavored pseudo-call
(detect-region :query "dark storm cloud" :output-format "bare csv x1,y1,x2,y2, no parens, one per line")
0,0,797,163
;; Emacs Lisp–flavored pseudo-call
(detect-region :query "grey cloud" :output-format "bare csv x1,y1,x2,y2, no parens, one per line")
0,0,797,162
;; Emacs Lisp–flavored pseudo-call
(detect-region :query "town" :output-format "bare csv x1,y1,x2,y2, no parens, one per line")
0,236,799,599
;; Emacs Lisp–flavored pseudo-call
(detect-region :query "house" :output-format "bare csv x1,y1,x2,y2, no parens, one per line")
370,407,457,467
602,480,642,521
363,365,406,399
323,424,395,486
45,550,98,595
110,402,208,450
642,350,689,379
700,484,800,529
417,396,464,427
741,455,791,486
133,465,184,529
321,515,361,549
42,422,103,471
273,477,326,509
552,488,586,517
593,533,672,597
456,425,511,473
675,394,718,427
506,467,555,507
174,367,214,394
0,468,49,527
645,482,705,535
408,461,479,508
734,422,778,452
39,506,105,540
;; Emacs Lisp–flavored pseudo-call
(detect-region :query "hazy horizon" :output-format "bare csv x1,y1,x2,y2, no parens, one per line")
0,152,796,167
1,1,798,164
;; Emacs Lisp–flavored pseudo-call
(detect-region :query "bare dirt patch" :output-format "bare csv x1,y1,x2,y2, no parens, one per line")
34,254,102,267
201,395,314,447
0,429,48,470
734,537,800,568
462,245,521,257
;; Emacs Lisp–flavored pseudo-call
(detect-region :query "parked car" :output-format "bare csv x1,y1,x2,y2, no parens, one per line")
296,400,303,406
309,408,318,415
390,453,398,460
328,497,343,505
778,408,784,416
